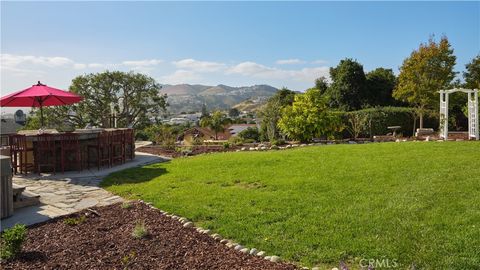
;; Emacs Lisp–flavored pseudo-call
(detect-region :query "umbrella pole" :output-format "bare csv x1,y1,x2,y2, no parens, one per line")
40,105,44,128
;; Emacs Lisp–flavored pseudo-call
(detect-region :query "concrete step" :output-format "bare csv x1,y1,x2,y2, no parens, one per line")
12,184,26,200
13,191,40,209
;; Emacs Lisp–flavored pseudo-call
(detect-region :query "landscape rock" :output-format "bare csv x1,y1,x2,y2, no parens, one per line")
265,256,272,261
249,248,258,255
182,222,193,228
256,251,266,257
240,248,249,253
234,245,244,251
270,256,281,262
241,147,246,151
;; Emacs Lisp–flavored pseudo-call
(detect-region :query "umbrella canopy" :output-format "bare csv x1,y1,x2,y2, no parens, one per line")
0,81,83,127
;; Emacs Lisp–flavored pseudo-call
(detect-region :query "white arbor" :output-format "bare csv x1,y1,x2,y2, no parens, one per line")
439,88,479,140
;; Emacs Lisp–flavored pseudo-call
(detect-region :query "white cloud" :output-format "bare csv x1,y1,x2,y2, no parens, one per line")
1,53,330,91
173,59,226,72
73,63,87,69
122,59,163,67
276,59,305,65
312,59,329,65
227,61,329,83
88,63,106,68
160,69,202,85
1,53,74,68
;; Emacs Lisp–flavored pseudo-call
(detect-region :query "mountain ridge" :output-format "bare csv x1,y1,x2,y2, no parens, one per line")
160,84,278,113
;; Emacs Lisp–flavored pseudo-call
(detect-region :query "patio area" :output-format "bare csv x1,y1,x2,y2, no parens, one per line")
1,150,168,230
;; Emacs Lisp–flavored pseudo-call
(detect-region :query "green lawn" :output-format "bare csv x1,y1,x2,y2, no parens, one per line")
101,142,480,269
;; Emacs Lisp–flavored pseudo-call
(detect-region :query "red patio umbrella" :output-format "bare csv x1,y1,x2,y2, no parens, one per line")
0,81,83,127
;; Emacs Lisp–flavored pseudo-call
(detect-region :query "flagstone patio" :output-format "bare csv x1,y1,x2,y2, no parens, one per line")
1,150,169,230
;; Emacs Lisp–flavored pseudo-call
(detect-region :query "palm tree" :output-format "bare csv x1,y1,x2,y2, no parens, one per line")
200,110,228,140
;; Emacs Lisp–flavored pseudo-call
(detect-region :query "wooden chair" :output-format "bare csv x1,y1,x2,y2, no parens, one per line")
35,133,56,174
124,129,135,161
110,130,124,165
8,134,35,174
87,131,111,170
59,133,82,173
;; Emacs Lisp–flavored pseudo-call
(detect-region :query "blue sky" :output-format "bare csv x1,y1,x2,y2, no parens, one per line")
1,1,479,103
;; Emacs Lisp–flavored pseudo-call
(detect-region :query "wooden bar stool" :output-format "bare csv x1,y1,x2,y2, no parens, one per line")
8,134,35,174
35,133,56,174
110,130,125,165
124,129,135,161
59,133,82,173
87,131,111,170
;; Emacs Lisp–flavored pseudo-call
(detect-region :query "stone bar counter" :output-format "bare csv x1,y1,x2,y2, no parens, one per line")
16,128,133,173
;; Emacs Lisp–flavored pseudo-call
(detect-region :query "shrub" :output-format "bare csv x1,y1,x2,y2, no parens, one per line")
339,107,438,138
0,224,27,260
223,142,230,149
64,215,86,226
271,139,286,146
237,127,260,142
132,221,148,239
228,136,244,146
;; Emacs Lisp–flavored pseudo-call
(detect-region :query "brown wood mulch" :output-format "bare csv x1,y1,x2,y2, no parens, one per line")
137,145,239,158
1,202,297,270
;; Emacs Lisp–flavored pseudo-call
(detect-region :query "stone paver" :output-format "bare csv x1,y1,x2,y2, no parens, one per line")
13,177,124,215
1,152,169,230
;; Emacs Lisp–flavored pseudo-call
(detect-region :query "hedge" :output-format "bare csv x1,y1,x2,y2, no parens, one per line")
339,107,438,138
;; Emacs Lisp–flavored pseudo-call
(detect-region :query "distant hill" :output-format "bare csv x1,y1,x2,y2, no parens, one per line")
160,84,277,114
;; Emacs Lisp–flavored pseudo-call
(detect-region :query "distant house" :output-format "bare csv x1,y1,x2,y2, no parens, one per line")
182,127,230,145
226,124,257,137
182,124,257,145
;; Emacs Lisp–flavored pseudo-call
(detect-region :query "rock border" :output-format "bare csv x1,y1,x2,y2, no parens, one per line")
137,200,296,266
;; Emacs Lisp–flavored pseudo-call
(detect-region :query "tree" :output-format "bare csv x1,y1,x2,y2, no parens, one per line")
259,88,296,141
393,36,456,128
200,110,228,140
228,108,240,118
314,76,329,95
278,89,342,142
365,68,397,106
328,58,367,110
345,112,369,140
201,103,209,118
26,71,167,129
464,55,480,89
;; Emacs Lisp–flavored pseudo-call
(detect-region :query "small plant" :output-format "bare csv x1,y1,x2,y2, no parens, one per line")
63,215,86,226
121,201,133,209
0,224,27,260
223,142,230,149
131,221,148,239
270,139,285,146
121,250,137,269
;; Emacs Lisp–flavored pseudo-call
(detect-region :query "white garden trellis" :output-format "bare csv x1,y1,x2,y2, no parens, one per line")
439,88,479,140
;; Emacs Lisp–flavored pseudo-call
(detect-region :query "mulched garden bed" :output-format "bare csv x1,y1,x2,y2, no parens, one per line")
137,145,241,158
1,202,297,270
